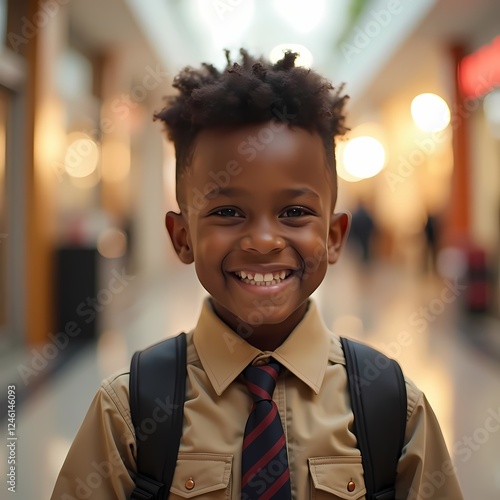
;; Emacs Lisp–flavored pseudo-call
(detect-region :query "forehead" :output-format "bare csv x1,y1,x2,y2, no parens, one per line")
192,123,325,164
185,123,333,195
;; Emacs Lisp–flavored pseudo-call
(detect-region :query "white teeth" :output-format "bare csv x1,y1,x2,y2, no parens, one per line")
235,269,292,286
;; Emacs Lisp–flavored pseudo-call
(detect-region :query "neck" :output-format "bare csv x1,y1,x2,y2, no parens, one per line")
210,300,309,351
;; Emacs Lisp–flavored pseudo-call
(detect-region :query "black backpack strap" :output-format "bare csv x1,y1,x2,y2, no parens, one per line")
340,337,407,500
129,333,187,500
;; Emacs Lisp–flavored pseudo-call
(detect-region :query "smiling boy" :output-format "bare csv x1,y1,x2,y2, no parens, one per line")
51,50,463,499
168,124,346,352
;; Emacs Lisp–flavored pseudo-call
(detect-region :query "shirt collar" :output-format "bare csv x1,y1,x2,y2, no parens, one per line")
193,297,341,396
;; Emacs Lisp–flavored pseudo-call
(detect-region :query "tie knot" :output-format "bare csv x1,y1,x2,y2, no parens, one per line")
243,361,281,402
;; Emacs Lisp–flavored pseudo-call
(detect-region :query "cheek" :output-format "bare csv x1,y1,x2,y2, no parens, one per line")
195,227,232,255
192,228,234,280
299,232,329,280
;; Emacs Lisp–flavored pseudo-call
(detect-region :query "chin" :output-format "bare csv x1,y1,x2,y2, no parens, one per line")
232,302,302,326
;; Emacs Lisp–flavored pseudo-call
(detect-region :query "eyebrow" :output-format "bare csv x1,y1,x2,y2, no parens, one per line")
281,188,321,199
204,187,248,199
204,186,321,200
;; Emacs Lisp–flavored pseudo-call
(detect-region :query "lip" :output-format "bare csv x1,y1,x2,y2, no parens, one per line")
226,264,300,274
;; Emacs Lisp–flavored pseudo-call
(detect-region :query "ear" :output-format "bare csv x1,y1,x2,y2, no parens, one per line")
165,211,194,264
327,211,351,265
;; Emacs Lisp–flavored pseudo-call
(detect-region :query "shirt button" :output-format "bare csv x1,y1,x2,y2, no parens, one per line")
185,477,195,490
347,480,355,492
254,359,268,366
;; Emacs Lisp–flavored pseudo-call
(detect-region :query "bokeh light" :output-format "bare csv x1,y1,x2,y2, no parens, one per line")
269,44,313,68
411,93,451,132
342,136,386,180
97,228,128,258
483,89,500,138
64,133,99,178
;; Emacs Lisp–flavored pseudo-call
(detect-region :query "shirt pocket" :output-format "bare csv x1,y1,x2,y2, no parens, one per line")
308,456,367,500
169,453,233,499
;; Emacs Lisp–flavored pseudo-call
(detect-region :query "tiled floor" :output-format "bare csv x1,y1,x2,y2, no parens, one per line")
2,255,500,499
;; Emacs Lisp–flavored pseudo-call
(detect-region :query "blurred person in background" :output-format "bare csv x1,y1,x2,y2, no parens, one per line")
348,200,376,265
423,212,439,274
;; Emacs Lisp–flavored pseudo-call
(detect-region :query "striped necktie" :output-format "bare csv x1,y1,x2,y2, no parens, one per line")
241,361,292,499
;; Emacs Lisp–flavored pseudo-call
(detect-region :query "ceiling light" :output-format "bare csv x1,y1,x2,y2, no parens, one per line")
411,93,450,132
342,136,386,180
64,133,99,178
269,44,313,68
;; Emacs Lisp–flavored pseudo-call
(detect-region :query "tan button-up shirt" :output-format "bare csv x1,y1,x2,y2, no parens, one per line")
51,299,463,499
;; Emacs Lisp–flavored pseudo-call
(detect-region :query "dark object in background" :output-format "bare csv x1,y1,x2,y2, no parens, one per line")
55,246,98,343
349,204,375,263
465,246,490,313
424,214,439,273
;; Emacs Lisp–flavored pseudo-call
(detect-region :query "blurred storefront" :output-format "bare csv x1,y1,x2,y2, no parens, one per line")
460,35,500,313
330,0,500,314
1,0,31,355
0,0,172,359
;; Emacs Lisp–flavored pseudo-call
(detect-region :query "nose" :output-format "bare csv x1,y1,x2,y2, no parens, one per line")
240,217,285,254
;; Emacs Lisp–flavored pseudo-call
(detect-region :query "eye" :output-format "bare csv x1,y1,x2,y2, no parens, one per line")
213,207,242,217
281,206,312,218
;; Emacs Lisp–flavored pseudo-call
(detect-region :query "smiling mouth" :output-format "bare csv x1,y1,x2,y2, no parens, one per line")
233,270,293,286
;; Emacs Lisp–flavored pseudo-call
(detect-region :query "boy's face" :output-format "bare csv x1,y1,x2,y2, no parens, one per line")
167,123,349,342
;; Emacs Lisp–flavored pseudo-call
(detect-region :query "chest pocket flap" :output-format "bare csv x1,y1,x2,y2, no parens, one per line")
170,453,233,498
308,456,367,499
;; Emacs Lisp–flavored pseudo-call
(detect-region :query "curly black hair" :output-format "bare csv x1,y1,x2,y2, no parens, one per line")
154,48,348,193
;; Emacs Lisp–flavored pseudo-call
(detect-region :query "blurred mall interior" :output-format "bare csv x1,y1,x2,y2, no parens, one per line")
0,0,500,498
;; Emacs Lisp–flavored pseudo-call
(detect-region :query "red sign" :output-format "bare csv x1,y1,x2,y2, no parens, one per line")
459,36,500,99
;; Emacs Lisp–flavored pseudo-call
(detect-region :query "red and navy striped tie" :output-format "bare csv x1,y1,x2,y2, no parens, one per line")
241,361,292,499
